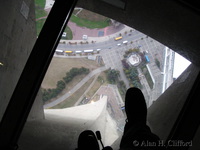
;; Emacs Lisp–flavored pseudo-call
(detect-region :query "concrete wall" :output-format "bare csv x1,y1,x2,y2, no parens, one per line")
19,98,118,150
148,64,200,140
0,0,44,121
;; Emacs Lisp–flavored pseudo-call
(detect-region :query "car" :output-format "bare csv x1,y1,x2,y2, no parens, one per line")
117,43,121,46
82,35,88,40
62,32,67,37
123,40,128,44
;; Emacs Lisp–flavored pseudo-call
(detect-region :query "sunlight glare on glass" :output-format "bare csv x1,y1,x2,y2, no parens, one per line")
173,53,191,79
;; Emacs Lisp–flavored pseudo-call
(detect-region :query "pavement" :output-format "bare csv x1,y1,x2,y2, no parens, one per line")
67,21,126,40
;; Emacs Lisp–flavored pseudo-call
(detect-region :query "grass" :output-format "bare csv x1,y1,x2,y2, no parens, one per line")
35,8,47,19
77,9,108,22
35,0,47,19
117,81,126,101
36,19,46,35
42,57,99,89
35,0,46,8
42,57,100,107
36,19,73,39
35,0,47,35
70,15,110,29
34,4,110,36
51,77,95,108
50,71,108,108
86,72,108,98
145,70,154,89
61,26,73,40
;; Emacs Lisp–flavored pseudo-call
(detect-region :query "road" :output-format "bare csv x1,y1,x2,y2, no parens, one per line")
44,66,107,108
57,30,144,51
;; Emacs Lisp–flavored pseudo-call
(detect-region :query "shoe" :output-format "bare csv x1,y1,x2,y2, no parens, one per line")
125,87,147,125
77,130,100,150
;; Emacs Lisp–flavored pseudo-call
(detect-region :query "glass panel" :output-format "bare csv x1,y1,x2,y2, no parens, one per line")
19,3,191,149
41,7,191,146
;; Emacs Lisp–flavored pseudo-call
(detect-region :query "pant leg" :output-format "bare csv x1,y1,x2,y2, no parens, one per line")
120,122,164,150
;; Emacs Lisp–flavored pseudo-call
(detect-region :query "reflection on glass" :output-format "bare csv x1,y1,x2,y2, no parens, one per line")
101,0,127,9
18,3,192,149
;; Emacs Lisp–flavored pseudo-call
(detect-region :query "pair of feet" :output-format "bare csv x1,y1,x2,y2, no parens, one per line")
76,130,112,150
76,87,147,150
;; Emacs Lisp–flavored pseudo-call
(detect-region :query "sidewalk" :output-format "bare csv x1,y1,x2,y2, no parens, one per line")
60,24,133,44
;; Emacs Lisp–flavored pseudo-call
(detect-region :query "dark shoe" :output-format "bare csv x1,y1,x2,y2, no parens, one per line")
77,130,100,150
125,87,147,125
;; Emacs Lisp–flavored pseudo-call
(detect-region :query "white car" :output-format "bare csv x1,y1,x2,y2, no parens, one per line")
62,32,67,37
123,40,128,44
117,43,121,46
82,35,88,40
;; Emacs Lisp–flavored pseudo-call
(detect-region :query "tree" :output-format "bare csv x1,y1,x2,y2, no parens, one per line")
107,69,120,84
117,80,126,96
57,80,66,89
123,66,142,89
121,59,130,69
129,68,138,80
79,67,89,74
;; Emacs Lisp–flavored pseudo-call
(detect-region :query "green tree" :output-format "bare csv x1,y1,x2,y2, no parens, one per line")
57,80,66,89
107,69,120,84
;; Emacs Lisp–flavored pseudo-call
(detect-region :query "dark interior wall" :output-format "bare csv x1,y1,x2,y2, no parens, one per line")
77,0,200,66
0,0,44,121
148,64,199,140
